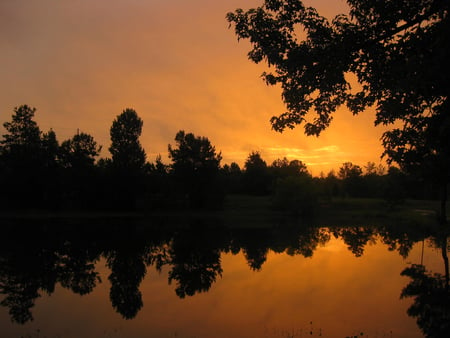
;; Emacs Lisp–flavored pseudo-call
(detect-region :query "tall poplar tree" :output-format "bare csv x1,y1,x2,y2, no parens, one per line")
108,108,146,209
109,108,146,172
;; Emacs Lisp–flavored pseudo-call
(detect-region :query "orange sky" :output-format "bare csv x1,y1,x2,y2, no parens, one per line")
0,0,390,175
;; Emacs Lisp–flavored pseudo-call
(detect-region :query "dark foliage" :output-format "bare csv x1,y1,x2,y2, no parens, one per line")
227,0,450,222
242,151,270,195
168,130,223,209
0,105,445,212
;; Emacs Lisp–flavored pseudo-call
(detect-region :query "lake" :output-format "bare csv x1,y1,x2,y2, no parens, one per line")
0,218,448,337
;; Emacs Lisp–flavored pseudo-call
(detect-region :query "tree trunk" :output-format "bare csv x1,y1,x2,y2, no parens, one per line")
440,182,448,226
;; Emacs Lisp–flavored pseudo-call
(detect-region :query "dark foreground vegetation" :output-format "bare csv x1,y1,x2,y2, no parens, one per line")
0,105,446,220
227,0,450,226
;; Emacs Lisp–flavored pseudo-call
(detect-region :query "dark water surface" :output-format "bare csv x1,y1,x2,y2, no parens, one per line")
0,218,448,337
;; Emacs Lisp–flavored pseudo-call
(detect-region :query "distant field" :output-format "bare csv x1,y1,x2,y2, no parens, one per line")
221,195,442,228
0,195,443,228
311,197,441,227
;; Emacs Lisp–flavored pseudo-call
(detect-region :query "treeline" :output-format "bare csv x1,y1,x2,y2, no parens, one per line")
0,105,440,212
224,152,440,215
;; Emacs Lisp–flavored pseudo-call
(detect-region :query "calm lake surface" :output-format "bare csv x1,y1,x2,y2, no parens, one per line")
0,218,448,337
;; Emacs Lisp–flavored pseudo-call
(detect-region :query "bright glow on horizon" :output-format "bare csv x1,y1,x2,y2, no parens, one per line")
0,0,389,175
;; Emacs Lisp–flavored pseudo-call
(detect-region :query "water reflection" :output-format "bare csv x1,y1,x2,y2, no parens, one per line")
400,229,450,337
0,218,448,336
168,223,225,298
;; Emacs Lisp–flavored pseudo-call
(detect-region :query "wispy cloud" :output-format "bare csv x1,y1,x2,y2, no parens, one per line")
0,0,386,174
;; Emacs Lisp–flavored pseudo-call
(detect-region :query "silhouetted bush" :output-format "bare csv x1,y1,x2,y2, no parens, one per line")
242,151,270,195
272,175,319,217
168,130,224,209
383,167,407,209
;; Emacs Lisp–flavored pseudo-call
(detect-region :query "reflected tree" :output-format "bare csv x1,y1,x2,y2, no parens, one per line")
401,264,450,337
106,247,147,320
234,228,272,271
243,246,269,271
103,224,167,320
379,224,430,259
4,218,448,328
0,240,59,323
0,275,40,324
0,222,170,324
285,227,331,258
335,227,376,257
57,244,101,296
401,231,449,336
168,224,225,298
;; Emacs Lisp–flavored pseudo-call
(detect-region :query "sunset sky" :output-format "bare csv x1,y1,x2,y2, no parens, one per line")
0,0,390,175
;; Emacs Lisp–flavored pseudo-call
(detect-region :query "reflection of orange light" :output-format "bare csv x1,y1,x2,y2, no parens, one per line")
1,238,438,337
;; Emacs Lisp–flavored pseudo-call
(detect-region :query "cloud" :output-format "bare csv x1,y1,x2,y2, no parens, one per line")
0,0,387,175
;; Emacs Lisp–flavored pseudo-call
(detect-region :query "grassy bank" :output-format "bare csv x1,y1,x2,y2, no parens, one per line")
312,197,441,227
0,195,443,228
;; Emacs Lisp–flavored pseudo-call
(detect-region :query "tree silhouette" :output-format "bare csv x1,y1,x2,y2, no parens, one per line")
59,132,101,169
321,169,342,199
41,129,59,170
227,0,450,223
338,162,363,197
59,131,101,209
109,108,146,171
362,162,386,198
168,130,223,208
270,157,309,180
220,161,242,194
0,105,45,208
272,175,318,216
1,105,41,155
338,162,362,180
243,151,270,195
146,155,171,205
108,108,147,209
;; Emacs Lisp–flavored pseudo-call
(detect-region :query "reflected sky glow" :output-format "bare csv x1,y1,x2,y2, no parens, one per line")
1,235,442,338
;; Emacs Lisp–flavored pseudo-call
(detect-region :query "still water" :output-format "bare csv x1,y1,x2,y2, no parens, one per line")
0,219,448,337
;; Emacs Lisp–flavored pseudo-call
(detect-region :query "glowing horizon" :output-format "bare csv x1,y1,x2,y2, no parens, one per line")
0,0,390,176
